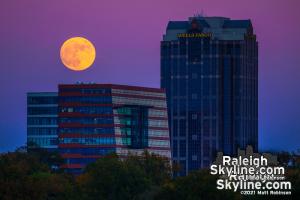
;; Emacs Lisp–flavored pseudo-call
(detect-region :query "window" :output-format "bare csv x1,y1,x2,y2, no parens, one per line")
173,120,178,136
28,107,57,115
191,93,198,99
28,96,57,104
192,134,198,140
192,73,198,79
203,119,210,136
117,106,149,149
192,114,197,120
179,119,186,136
192,155,197,161
203,140,210,157
179,140,186,157
173,140,178,157
203,78,210,96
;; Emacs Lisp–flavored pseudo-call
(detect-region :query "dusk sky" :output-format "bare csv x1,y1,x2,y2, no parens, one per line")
1,0,299,152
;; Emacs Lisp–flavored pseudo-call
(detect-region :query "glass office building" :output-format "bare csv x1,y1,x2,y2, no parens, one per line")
57,83,171,173
161,16,258,175
27,92,58,151
27,84,171,173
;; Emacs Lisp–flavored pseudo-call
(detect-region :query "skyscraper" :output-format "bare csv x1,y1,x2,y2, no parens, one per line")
161,16,258,176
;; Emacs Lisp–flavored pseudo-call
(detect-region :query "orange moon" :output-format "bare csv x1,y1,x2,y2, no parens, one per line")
60,37,96,71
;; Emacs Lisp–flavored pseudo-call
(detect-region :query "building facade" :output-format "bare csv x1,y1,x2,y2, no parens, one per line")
27,92,58,151
27,84,171,174
161,16,258,175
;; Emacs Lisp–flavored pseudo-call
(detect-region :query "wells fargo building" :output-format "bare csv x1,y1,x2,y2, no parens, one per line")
161,16,258,176
27,84,171,174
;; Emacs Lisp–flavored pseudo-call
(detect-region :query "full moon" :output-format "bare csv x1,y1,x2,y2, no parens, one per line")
60,37,96,71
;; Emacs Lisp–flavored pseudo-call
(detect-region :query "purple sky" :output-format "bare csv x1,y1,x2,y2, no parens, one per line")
1,0,299,152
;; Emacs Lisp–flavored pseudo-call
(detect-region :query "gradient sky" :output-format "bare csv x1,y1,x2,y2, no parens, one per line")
1,0,299,152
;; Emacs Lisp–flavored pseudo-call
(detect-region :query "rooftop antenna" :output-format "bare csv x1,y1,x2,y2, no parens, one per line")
194,9,205,18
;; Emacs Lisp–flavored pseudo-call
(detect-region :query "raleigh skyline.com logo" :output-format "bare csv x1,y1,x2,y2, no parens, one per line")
210,146,292,196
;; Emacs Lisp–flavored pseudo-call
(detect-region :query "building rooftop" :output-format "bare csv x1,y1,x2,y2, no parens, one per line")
163,16,254,41
58,83,165,93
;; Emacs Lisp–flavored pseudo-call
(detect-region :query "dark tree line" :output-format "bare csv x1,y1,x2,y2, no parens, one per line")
0,149,299,200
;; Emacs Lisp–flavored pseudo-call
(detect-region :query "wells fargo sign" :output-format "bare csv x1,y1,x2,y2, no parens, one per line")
177,33,212,38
